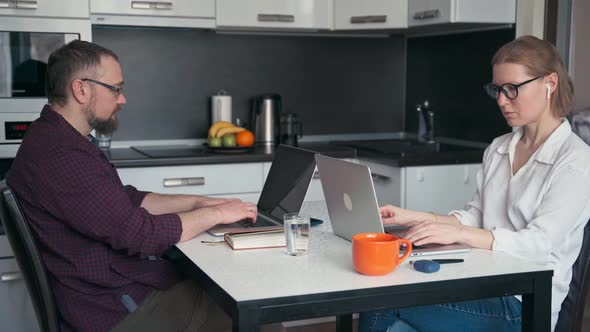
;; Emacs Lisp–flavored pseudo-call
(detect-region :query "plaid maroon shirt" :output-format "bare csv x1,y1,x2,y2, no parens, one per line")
7,105,182,332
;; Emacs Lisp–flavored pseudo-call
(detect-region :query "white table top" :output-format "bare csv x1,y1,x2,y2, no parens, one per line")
176,201,549,302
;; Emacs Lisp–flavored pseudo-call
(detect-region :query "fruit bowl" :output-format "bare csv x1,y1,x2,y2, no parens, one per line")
203,144,254,154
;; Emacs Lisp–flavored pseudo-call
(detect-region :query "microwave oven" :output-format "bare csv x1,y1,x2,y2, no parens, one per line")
0,16,91,150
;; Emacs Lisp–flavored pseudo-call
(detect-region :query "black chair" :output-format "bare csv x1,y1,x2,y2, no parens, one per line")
556,219,590,332
0,180,60,332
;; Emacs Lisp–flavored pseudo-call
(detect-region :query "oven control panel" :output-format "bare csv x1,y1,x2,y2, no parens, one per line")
0,112,40,144
5,122,31,140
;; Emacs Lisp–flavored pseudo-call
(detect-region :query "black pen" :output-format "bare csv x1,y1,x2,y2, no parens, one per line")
410,259,464,265
433,259,464,264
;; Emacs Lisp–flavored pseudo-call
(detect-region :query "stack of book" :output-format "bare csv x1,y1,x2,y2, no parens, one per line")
224,228,285,250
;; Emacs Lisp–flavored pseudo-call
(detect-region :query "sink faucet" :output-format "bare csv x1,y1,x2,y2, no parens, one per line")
416,100,435,143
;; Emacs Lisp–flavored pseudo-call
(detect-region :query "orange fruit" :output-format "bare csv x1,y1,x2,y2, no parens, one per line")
236,130,255,147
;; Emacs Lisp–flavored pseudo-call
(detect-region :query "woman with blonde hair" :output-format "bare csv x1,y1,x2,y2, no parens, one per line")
359,35,590,332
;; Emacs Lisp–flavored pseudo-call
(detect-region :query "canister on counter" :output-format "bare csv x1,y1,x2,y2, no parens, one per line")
211,90,232,123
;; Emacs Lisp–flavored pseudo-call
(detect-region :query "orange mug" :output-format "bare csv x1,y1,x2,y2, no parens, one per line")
352,233,412,276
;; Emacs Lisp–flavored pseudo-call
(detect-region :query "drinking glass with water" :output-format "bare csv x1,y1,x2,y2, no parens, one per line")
95,131,112,150
283,213,310,256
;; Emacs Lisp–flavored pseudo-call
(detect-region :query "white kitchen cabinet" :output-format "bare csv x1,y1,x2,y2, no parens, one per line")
116,163,264,202
305,170,325,202
0,258,40,332
216,0,333,30
90,0,215,28
359,160,480,215
403,164,480,214
334,0,407,30
0,0,89,18
359,159,403,207
408,0,516,27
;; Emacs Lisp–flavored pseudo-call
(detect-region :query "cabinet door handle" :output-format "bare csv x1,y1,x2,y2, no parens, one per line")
131,1,154,9
258,14,294,23
0,0,37,9
350,15,387,24
16,0,36,9
371,172,390,181
163,177,205,187
1,272,23,282
413,9,441,20
277,14,294,22
155,1,172,10
132,1,172,10
258,14,278,22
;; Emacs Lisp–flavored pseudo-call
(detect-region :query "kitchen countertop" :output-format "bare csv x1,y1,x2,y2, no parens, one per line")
106,137,487,168
332,139,485,167
107,143,357,168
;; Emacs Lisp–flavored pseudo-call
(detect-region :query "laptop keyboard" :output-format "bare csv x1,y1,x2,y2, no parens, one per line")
238,216,278,228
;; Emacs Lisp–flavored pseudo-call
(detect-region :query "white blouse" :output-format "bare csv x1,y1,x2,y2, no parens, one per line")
451,120,590,331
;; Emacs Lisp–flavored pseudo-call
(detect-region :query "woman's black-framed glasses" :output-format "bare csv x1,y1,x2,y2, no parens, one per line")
484,76,541,100
82,78,123,97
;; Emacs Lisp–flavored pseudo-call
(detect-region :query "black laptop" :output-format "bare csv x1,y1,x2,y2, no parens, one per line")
207,145,317,236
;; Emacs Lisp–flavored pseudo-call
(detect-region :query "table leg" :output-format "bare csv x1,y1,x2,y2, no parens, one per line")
521,273,552,332
336,314,353,332
233,311,259,332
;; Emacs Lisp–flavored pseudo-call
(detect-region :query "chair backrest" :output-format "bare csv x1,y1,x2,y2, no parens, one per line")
556,219,590,332
0,180,60,332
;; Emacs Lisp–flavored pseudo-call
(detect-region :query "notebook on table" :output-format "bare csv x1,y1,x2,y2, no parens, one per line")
314,154,470,257
207,145,317,236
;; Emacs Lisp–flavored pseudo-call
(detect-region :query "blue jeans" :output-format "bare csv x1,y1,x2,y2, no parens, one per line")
358,296,522,332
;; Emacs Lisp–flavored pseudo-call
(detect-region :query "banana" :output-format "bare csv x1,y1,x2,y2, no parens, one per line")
216,126,245,138
208,121,234,138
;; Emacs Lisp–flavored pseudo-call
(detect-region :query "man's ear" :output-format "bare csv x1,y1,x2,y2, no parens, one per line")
70,79,91,104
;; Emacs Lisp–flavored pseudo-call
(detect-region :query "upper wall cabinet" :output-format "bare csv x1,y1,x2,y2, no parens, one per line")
90,0,215,28
0,0,89,18
334,0,407,30
216,0,333,31
408,0,516,27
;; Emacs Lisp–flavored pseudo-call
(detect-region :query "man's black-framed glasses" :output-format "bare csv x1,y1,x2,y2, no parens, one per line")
82,78,123,97
484,76,541,100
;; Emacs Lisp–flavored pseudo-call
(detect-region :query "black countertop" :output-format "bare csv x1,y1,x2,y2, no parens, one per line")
107,140,486,168
332,139,486,167
107,143,357,168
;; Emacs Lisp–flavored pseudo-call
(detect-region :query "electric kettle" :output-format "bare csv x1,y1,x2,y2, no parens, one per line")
251,94,281,147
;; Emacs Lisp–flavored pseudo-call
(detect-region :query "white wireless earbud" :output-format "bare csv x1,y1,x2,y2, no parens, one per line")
546,83,551,99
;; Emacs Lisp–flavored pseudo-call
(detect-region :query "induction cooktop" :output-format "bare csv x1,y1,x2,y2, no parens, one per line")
131,145,207,158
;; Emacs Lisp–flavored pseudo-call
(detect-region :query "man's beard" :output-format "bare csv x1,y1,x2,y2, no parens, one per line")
91,113,118,134
85,101,120,134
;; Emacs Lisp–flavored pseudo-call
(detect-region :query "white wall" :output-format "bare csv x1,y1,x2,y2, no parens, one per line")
570,0,590,111
516,0,546,38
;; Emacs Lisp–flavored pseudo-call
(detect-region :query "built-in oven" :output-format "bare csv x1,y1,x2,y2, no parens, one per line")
0,16,91,254
0,16,91,145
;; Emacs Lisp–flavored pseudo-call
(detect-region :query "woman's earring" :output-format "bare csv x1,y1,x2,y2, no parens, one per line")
546,84,551,99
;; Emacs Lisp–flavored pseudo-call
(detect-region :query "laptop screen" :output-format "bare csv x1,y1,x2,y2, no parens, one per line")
257,145,317,221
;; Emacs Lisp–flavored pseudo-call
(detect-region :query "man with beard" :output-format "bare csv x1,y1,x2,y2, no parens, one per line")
6,40,256,332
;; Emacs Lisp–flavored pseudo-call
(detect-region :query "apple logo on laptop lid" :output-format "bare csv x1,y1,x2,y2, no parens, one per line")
343,192,353,211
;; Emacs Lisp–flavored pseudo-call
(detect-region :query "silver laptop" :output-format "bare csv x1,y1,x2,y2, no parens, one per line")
315,155,470,257
207,145,317,236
